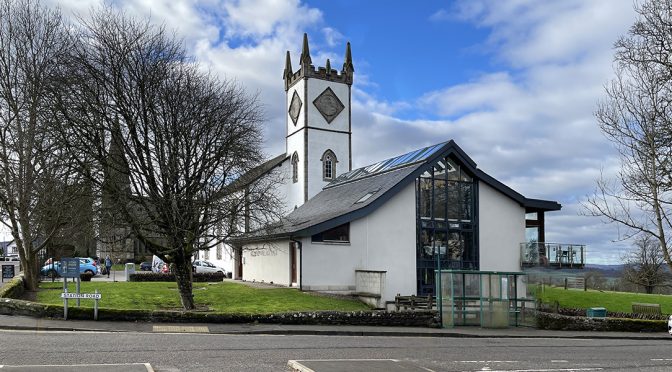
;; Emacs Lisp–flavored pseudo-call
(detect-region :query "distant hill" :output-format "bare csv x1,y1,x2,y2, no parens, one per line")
585,264,625,271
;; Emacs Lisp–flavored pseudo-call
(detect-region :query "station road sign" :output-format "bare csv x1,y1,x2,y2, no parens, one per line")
60,292,102,299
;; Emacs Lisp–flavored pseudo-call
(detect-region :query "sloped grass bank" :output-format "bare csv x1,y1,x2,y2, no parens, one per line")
0,280,437,327
35,281,370,314
533,285,672,314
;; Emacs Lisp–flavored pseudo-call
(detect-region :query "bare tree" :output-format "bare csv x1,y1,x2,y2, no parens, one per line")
584,0,672,270
622,234,669,293
54,8,281,309
0,0,84,290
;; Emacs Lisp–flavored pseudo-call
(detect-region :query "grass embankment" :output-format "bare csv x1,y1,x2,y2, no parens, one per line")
534,285,672,313
36,281,369,314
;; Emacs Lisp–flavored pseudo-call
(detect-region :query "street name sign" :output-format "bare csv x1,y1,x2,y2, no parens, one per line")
60,292,102,299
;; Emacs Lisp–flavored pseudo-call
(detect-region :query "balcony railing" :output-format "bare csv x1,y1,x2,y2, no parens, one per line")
520,242,586,269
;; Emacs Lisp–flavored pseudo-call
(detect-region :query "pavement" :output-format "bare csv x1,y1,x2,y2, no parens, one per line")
0,313,671,340
3,276,672,371
3,275,672,340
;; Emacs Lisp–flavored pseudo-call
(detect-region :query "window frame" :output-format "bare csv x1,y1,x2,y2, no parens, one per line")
291,152,299,183
321,149,337,181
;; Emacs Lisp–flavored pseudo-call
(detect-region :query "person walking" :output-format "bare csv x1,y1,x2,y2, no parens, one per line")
105,256,112,278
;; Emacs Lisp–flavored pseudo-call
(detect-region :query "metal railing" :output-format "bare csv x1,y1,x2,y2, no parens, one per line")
520,242,586,268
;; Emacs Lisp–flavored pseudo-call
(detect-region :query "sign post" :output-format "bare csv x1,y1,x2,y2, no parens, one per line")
60,291,102,320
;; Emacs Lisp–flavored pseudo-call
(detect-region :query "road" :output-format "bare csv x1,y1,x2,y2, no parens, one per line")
1,330,671,371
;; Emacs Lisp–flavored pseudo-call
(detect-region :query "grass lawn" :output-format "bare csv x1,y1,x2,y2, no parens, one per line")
36,281,370,314
534,285,672,314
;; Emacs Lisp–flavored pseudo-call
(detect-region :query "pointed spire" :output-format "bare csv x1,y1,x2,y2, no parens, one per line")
284,50,293,79
342,41,354,73
299,33,312,66
325,58,331,75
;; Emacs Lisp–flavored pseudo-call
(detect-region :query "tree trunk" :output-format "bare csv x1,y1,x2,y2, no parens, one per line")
174,259,194,310
22,253,37,291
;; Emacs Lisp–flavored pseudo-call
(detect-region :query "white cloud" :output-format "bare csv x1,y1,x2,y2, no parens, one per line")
429,9,451,22
220,0,321,39
321,27,343,47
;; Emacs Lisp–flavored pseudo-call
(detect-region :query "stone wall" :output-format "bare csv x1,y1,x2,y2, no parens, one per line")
536,311,666,332
0,297,440,327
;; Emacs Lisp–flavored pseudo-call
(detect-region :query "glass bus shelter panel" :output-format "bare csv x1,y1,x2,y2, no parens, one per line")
438,270,528,329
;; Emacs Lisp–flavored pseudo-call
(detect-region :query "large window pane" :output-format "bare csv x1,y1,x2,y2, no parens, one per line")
419,178,432,218
447,181,459,220
461,182,472,221
433,179,446,220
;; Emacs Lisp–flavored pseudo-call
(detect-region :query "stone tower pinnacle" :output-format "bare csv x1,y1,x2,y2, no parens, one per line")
300,33,312,67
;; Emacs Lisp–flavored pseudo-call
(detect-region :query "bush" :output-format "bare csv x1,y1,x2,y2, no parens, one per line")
80,273,93,282
129,272,175,282
0,275,25,299
193,272,225,282
129,272,224,282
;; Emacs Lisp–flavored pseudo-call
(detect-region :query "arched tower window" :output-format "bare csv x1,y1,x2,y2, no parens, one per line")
291,152,299,183
321,150,337,181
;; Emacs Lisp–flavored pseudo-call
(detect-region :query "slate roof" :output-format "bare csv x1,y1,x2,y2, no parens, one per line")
232,140,561,244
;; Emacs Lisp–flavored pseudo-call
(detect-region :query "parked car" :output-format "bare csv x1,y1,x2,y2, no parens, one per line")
192,260,227,275
40,257,99,278
140,261,152,271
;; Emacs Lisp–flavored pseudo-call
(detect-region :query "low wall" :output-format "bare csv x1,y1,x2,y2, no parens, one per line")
536,311,666,332
0,275,25,299
0,297,440,328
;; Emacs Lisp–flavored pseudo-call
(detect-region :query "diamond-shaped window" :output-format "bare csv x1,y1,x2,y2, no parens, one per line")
313,87,344,124
289,91,302,125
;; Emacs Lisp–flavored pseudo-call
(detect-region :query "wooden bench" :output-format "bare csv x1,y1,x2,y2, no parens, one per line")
631,302,661,315
395,294,434,311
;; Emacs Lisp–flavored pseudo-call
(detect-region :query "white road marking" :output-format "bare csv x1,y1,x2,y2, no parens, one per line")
458,361,518,363
0,363,153,371
470,369,602,372
551,360,568,363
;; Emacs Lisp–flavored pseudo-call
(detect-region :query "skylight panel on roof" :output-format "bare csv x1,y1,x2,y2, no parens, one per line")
327,141,448,188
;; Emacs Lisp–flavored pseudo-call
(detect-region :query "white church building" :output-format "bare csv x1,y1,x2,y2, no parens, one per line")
224,34,562,306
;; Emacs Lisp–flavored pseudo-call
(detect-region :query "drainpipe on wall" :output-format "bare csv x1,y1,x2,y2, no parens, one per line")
290,237,302,291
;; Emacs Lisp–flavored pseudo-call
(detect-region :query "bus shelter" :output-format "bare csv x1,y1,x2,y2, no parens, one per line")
436,270,534,328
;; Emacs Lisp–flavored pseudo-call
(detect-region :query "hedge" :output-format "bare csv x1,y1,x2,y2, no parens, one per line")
129,272,225,282
0,275,25,299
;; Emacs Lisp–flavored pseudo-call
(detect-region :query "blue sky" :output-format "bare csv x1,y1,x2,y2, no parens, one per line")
45,0,639,264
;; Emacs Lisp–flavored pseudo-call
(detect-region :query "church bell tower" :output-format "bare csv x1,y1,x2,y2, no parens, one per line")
283,33,354,206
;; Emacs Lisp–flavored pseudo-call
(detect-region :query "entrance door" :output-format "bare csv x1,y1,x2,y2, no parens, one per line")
290,243,297,285
235,247,243,279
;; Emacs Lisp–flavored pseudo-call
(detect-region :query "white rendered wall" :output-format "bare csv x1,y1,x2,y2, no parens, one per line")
242,240,292,286
285,78,351,203
305,79,350,132
286,81,306,132
200,242,235,274
478,181,525,272
306,130,350,198
301,182,416,302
